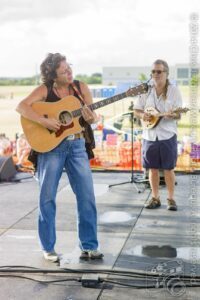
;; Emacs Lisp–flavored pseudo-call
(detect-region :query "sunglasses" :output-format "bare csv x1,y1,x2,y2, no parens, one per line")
151,70,166,74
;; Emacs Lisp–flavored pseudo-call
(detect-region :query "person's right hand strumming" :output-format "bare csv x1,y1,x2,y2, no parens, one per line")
39,117,61,132
141,112,152,122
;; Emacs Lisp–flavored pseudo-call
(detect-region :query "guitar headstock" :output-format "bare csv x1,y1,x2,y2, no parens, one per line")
173,107,190,113
126,83,149,97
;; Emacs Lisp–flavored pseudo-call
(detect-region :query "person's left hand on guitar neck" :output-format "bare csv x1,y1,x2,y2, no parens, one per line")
81,104,98,124
164,110,181,120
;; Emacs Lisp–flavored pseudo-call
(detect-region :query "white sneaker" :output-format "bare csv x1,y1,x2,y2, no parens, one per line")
43,251,59,262
80,250,104,260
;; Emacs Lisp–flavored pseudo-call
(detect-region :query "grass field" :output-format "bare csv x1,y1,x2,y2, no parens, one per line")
0,85,199,142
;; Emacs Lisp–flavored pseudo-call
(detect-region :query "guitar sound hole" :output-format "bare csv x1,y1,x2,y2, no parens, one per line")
59,111,72,125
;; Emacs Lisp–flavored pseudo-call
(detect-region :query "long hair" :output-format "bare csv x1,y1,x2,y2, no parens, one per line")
40,53,66,85
153,59,169,100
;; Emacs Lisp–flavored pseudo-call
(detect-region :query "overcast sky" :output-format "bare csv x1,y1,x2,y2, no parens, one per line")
0,0,199,77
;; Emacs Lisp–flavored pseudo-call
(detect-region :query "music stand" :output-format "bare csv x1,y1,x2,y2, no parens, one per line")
109,101,148,193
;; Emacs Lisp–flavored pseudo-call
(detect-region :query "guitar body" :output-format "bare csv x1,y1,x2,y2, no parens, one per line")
142,107,161,129
20,82,149,152
21,96,83,153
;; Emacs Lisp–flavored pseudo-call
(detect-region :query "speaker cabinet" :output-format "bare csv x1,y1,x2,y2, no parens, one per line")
0,156,17,182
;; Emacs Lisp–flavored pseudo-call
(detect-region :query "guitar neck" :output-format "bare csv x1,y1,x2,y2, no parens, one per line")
72,92,127,118
157,110,182,117
157,112,168,117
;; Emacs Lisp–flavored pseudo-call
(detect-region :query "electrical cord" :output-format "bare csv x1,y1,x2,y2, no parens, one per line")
103,278,200,289
0,273,149,288
1,264,200,292
0,274,80,284
0,265,39,269
1,268,200,284
103,279,156,288
1,265,200,281
0,267,164,279
0,265,153,276
1,273,200,289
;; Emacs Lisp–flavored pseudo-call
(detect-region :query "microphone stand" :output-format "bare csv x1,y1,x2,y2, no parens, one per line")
109,101,148,193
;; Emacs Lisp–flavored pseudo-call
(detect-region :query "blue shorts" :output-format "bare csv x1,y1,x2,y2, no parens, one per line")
142,135,177,170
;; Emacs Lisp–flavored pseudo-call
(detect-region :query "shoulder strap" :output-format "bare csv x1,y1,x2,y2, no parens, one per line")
70,81,85,105
46,81,54,95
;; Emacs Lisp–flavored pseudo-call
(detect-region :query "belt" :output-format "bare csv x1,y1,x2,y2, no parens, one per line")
66,132,84,140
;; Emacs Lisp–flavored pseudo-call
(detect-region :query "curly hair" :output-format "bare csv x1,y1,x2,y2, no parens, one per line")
153,59,170,100
40,53,66,85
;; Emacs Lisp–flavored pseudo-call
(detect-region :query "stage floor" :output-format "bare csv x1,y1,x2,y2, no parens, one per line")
0,172,199,299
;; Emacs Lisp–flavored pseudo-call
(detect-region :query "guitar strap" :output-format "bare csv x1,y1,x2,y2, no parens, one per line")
70,81,95,160
70,82,85,105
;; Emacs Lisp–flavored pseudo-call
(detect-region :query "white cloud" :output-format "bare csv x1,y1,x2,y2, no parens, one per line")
0,0,93,24
0,0,199,77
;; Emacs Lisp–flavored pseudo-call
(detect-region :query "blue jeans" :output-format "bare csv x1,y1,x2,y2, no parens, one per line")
37,138,98,252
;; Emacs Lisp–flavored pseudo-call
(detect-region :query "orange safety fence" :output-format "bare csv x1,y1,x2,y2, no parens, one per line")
1,130,200,173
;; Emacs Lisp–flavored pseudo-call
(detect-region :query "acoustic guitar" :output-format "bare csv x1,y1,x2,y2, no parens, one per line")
141,107,189,129
21,83,148,152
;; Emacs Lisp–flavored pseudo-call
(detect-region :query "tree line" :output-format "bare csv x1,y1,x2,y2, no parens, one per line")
0,73,102,86
0,73,199,86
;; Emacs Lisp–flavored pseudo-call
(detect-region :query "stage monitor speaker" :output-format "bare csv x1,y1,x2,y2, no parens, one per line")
0,156,17,182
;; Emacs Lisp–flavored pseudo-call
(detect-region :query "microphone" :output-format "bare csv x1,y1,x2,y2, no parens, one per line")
144,76,153,93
